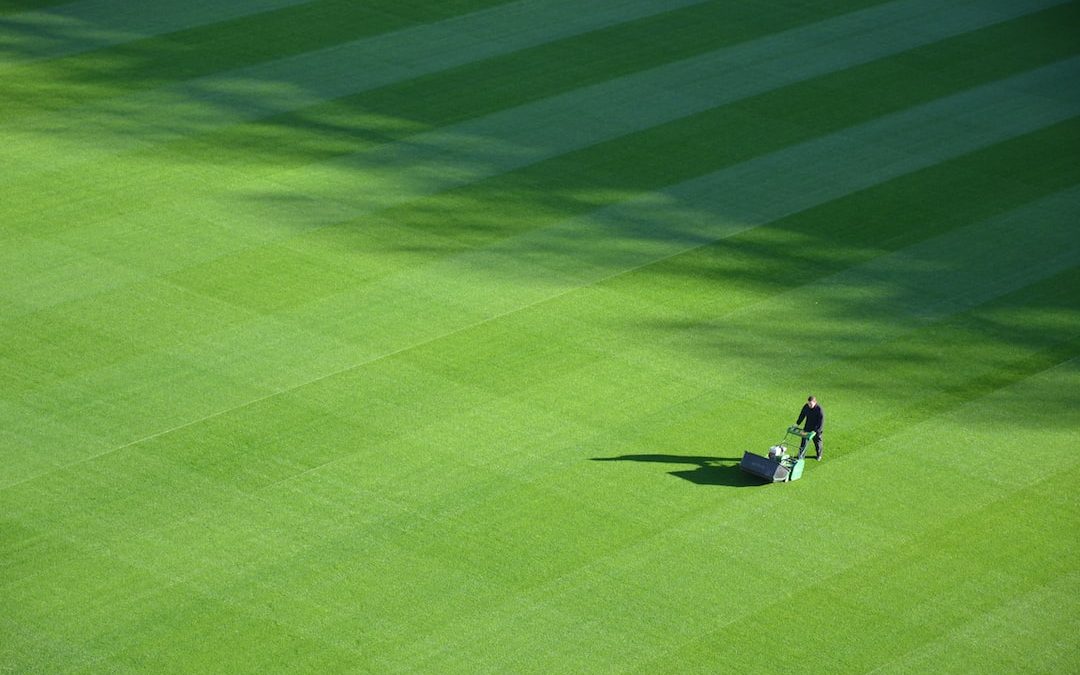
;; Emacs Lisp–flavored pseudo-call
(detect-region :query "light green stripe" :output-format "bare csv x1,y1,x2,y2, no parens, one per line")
0,0,317,64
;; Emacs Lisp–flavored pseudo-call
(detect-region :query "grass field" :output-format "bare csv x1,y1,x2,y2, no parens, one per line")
2,0,1079,671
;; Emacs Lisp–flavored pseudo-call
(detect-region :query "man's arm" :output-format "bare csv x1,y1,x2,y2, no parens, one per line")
796,405,806,426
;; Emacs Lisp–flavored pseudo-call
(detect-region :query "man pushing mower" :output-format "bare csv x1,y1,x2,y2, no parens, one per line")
796,396,824,461
737,396,826,483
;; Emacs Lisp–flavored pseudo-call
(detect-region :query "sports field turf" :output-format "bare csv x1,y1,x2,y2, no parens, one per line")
2,0,1079,671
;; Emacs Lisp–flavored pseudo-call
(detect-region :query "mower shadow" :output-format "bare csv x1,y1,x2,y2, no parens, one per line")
591,454,767,488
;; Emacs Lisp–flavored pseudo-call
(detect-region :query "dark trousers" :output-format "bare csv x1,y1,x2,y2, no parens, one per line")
799,432,822,458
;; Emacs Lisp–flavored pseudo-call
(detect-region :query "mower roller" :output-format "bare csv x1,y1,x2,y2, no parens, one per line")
739,426,815,483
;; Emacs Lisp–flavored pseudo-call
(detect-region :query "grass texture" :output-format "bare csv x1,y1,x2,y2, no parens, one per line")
2,0,1079,672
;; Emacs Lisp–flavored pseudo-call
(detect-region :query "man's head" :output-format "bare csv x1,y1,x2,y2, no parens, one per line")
807,395,817,408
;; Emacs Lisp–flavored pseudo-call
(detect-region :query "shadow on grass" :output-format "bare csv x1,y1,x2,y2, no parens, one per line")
591,454,766,488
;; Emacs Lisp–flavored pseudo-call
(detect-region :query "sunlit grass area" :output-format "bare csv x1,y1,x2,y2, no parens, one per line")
2,0,1078,671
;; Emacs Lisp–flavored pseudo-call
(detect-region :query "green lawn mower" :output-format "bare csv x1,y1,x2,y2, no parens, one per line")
739,426,815,483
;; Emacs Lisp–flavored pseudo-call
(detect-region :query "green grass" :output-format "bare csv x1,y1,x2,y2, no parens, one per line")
2,0,1079,672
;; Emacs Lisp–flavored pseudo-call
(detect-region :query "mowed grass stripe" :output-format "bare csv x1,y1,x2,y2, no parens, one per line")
0,0,715,178
0,0,517,110
614,117,1080,322
0,0,317,63
875,573,1080,673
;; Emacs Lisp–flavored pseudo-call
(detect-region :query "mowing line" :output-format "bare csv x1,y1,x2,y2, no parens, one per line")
4,60,1076,494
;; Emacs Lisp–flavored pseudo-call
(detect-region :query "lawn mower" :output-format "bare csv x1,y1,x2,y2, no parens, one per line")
739,426,815,483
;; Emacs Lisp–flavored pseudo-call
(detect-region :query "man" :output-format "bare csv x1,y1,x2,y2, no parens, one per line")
796,395,824,461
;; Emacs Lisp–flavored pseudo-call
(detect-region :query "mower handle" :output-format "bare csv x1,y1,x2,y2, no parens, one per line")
786,425,813,438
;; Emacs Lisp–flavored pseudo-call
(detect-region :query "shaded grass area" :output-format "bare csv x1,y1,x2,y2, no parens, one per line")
0,0,516,112
170,0,1077,172
620,117,1080,318
5,2,1067,262
295,4,1080,250
176,0,891,166
0,0,71,15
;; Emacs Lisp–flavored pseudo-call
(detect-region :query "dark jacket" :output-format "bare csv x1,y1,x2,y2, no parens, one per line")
797,404,824,433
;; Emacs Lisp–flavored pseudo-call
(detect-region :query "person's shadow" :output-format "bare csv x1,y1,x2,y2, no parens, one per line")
590,454,765,487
